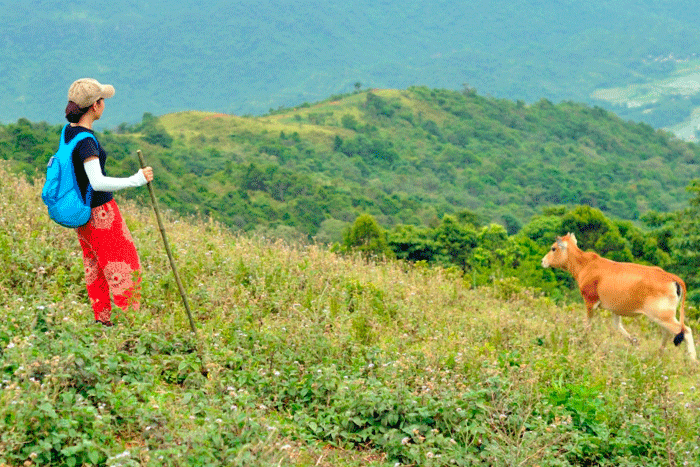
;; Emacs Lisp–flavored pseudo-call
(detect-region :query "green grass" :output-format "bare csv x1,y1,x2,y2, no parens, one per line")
1,163,699,466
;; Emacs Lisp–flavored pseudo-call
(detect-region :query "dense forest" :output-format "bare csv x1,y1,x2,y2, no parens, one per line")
2,0,700,133
3,86,700,306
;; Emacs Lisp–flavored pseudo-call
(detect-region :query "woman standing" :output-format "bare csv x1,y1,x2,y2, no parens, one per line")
64,78,154,326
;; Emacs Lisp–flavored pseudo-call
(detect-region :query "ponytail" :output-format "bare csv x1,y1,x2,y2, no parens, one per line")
65,101,89,123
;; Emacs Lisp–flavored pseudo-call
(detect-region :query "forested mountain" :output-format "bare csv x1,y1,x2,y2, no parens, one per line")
2,0,700,135
4,87,700,243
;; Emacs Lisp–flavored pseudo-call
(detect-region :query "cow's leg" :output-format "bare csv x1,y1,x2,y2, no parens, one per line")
611,314,636,343
649,311,697,361
584,300,600,330
683,326,697,361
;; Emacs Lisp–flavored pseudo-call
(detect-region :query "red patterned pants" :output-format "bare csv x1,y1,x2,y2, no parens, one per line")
76,199,142,322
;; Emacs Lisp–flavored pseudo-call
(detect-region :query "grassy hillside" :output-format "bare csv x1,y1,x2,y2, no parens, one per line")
2,165,700,466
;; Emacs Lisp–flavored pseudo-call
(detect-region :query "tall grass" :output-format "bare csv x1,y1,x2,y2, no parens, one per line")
1,163,698,466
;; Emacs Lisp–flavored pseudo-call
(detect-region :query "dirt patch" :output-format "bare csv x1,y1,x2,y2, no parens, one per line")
203,113,232,120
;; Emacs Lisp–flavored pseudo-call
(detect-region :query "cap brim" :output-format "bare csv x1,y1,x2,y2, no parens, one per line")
101,84,115,99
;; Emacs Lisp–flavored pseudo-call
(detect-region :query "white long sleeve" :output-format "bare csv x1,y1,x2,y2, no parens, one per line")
84,158,147,192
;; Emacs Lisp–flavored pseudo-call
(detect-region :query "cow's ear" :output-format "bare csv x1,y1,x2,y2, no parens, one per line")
569,233,577,245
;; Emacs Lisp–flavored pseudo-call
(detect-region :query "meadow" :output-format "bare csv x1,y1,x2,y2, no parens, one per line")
1,163,699,466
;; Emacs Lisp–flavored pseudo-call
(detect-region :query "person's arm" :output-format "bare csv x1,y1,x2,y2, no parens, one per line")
84,157,148,191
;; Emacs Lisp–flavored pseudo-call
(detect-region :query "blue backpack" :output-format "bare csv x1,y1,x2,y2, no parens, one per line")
41,124,96,228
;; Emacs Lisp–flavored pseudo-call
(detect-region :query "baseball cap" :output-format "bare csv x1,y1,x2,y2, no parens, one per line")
68,78,115,108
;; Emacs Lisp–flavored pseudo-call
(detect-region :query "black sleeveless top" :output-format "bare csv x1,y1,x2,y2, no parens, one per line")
64,125,113,208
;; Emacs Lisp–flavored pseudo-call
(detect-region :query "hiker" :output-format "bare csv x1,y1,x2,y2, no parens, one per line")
64,78,154,326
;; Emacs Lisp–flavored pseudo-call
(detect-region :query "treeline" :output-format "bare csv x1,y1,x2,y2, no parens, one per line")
341,198,700,311
7,87,700,244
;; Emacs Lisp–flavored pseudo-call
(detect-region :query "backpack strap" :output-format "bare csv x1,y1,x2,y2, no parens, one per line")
59,123,69,147
62,124,99,205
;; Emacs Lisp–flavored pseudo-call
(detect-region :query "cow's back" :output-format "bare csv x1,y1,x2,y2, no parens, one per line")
579,258,680,315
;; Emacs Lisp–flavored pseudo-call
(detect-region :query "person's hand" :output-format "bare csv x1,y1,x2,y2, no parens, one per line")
142,166,154,183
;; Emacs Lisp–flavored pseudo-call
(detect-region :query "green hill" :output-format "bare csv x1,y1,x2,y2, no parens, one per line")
4,87,700,243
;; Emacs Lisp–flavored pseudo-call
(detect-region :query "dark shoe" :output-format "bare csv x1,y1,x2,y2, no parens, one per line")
95,319,114,327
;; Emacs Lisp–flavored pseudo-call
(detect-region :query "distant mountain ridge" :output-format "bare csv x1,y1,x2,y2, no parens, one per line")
2,0,700,135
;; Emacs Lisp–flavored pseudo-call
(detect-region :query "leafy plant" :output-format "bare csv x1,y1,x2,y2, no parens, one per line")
2,131,700,466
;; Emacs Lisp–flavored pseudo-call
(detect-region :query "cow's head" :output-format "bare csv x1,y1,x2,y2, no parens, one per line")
541,233,577,269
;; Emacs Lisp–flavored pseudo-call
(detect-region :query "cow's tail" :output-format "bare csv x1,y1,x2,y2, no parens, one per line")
673,280,687,346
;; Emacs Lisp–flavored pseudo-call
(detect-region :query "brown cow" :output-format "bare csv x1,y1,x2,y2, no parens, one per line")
541,233,696,361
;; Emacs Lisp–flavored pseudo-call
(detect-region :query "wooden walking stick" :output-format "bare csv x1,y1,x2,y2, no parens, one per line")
137,150,198,336
138,151,208,376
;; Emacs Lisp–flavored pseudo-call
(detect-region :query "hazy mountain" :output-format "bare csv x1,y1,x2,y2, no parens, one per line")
2,0,700,133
